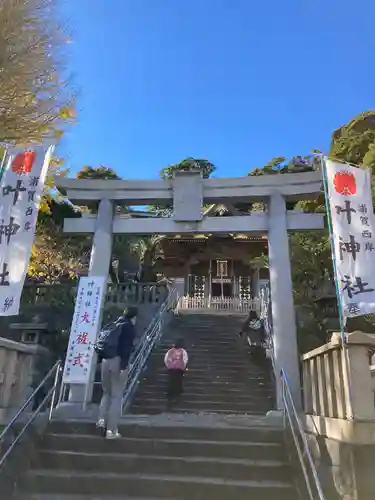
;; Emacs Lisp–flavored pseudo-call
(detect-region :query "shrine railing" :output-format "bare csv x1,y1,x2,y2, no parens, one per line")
302,331,375,421
20,282,168,309
176,296,260,314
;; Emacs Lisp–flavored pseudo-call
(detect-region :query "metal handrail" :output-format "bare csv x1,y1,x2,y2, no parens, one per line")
281,368,326,500
121,289,177,413
259,287,326,500
0,360,62,469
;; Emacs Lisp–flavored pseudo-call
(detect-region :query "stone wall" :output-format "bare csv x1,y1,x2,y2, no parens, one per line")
302,331,375,500
0,338,36,424
304,423,375,500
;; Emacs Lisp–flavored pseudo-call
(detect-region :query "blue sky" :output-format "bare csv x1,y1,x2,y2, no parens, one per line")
59,0,374,179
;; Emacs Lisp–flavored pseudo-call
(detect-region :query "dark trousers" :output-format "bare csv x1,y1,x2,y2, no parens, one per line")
250,345,267,367
167,369,184,398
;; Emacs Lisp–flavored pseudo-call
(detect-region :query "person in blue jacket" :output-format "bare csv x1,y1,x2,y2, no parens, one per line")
96,306,138,439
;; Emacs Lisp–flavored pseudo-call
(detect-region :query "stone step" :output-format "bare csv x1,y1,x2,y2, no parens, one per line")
48,421,283,443
42,434,284,460
129,406,272,415
25,470,296,500
134,389,273,399
133,395,273,413
149,352,260,360
156,348,250,356
155,353,253,361
158,338,242,344
36,450,291,482
138,385,271,395
131,394,274,406
133,391,274,403
132,390,273,401
138,377,270,387
153,346,264,356
172,320,246,325
141,377,272,387
140,373,270,383
156,346,245,353
140,372,269,382
25,496,171,500
142,364,269,374
148,352,262,362
135,386,272,398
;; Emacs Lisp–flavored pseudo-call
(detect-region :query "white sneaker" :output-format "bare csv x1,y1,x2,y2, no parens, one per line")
96,419,106,429
106,430,121,439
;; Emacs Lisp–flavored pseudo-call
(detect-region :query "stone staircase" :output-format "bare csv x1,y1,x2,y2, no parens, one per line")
18,416,299,500
12,312,301,499
130,312,275,414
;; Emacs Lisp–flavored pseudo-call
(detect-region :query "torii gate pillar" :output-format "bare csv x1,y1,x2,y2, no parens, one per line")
69,199,114,404
268,191,302,410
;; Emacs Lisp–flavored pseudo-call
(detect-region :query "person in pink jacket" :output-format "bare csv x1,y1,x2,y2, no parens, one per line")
164,338,188,400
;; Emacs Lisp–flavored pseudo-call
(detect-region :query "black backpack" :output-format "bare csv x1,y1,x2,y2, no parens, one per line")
94,319,125,359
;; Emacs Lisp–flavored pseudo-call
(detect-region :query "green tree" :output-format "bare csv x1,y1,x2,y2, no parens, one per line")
76,166,121,180
329,111,375,167
329,110,375,203
28,200,89,282
248,155,317,176
150,158,216,217
0,0,75,144
160,158,216,180
132,235,165,282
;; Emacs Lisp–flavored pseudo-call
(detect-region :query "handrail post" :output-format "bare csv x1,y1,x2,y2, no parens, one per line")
48,363,62,421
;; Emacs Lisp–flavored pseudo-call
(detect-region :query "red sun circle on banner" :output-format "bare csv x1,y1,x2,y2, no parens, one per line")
333,171,356,195
11,150,36,175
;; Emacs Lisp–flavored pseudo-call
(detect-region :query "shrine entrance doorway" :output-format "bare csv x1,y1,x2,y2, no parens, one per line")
211,280,232,297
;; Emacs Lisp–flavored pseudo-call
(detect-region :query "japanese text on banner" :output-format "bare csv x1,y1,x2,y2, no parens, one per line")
62,276,106,385
325,159,375,319
0,145,54,316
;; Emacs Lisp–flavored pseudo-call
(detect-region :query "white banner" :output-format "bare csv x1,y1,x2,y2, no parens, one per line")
62,276,107,385
325,158,375,319
0,145,54,316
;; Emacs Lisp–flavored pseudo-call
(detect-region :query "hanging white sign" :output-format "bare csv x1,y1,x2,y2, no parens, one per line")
0,145,54,316
325,158,375,319
62,276,106,385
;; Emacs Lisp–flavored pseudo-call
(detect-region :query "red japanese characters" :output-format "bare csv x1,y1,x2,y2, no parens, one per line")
333,171,357,196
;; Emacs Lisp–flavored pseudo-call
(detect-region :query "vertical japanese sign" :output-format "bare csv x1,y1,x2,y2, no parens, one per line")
0,145,54,316
62,276,106,385
325,159,375,319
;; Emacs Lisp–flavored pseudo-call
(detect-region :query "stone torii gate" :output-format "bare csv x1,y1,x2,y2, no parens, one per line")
55,170,324,409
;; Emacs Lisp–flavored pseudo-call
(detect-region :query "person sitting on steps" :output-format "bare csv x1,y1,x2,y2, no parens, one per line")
164,338,188,401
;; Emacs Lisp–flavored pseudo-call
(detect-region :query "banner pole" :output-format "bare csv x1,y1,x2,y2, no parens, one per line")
0,148,7,183
320,155,357,419
320,155,346,340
